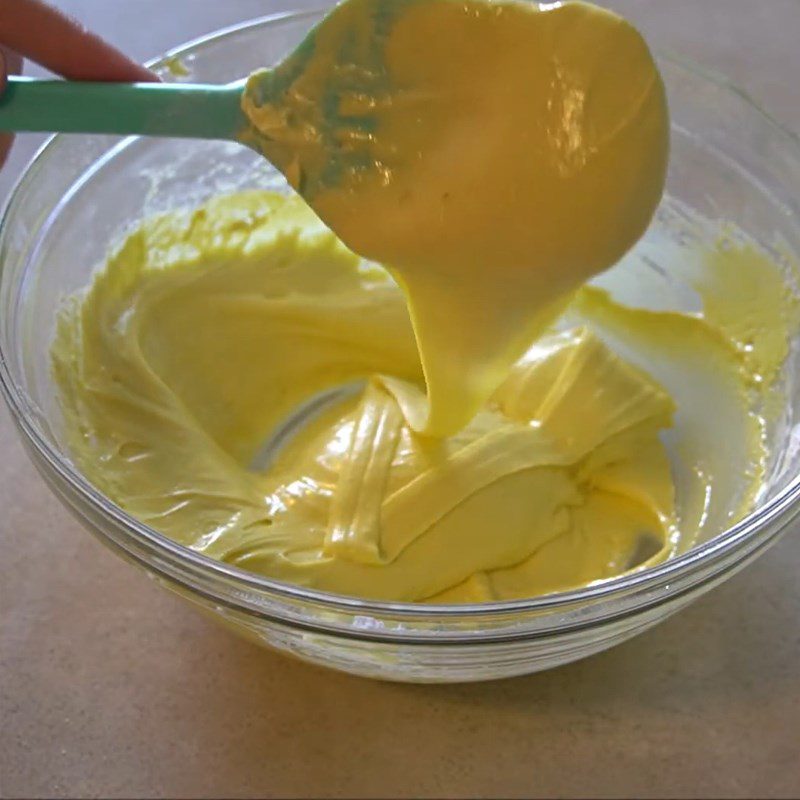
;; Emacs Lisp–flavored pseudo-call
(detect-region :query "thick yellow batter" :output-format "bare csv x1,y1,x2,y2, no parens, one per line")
242,0,668,435
51,192,795,601
50,0,797,602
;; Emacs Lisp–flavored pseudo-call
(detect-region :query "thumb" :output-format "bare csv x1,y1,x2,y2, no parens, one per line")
0,0,156,83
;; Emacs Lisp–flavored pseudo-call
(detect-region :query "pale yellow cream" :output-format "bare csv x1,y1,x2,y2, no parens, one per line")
51,192,795,602
242,0,668,435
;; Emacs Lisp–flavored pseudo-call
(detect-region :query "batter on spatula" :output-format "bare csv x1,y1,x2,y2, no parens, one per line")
242,0,668,435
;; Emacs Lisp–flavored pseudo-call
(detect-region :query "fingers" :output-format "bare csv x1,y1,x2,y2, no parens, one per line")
0,46,24,168
0,0,157,83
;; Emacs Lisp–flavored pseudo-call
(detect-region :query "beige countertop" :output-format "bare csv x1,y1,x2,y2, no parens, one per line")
1,2,799,798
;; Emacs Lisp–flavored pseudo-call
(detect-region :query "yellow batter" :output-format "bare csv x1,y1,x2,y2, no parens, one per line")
242,0,668,435
51,191,796,602
49,0,797,602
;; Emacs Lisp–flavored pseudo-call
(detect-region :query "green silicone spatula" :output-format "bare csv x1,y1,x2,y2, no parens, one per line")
0,0,347,153
0,0,392,189
0,0,408,205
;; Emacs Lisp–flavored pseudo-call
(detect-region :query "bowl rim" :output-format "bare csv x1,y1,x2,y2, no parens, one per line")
1,7,799,624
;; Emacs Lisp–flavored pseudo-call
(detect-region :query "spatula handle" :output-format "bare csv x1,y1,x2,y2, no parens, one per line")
0,76,246,141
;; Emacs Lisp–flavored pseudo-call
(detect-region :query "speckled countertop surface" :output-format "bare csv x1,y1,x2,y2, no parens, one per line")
1,2,799,798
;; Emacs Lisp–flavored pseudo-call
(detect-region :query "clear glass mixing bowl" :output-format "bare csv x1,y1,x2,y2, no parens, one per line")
1,10,799,682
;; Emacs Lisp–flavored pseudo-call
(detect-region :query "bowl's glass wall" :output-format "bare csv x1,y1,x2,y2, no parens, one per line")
1,13,798,681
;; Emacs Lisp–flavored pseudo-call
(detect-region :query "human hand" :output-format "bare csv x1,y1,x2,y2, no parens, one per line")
0,0,158,167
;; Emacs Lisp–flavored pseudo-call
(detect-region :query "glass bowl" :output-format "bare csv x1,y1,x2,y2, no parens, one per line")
1,9,799,683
